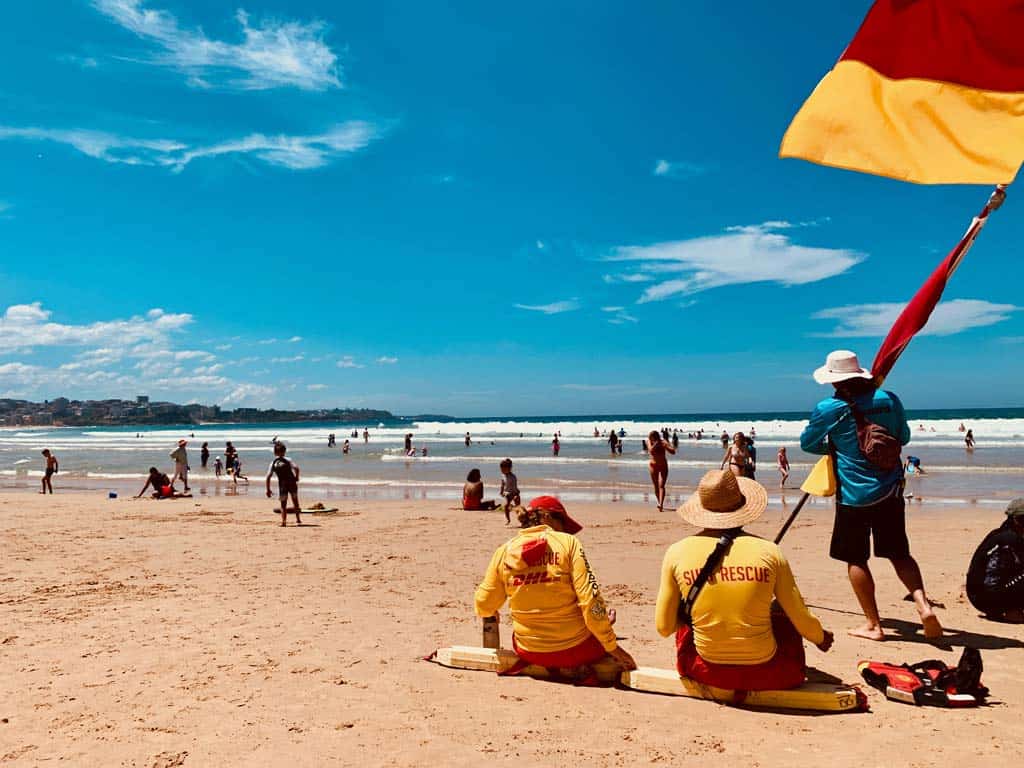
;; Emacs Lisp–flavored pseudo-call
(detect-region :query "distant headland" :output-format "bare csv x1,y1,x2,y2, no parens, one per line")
0,396,398,427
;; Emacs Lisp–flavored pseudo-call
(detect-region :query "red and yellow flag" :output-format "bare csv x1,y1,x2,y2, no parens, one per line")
780,1,1024,185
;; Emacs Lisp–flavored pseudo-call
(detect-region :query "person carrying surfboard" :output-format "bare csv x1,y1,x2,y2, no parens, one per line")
655,470,834,691
266,442,301,527
474,495,636,680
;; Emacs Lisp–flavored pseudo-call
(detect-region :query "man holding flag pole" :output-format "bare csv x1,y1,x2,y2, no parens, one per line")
775,1,1023,638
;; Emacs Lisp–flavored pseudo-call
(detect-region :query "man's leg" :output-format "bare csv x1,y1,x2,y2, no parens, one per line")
847,561,885,640
291,491,301,525
890,557,942,638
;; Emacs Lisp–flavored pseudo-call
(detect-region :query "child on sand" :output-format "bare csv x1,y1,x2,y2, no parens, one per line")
499,458,520,525
266,442,301,527
40,449,58,494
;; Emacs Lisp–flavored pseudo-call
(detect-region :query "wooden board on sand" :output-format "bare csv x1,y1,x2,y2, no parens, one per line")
427,646,867,713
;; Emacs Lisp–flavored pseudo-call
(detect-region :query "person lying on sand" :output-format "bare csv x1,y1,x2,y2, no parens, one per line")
475,496,636,682
966,498,1024,624
801,350,942,641
136,467,187,499
463,468,498,511
655,470,834,690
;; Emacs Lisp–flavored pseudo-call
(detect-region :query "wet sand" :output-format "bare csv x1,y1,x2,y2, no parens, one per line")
2,490,1022,766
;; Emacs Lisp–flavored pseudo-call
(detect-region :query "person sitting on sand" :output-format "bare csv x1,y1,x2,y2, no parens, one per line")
266,442,301,527
136,467,182,499
720,432,750,478
655,470,834,690
966,498,1024,624
800,350,942,641
463,468,499,511
648,430,676,512
475,495,637,679
499,458,520,525
40,449,58,494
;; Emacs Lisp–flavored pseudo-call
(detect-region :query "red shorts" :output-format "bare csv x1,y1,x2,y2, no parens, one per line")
159,485,173,498
676,613,806,690
511,634,607,668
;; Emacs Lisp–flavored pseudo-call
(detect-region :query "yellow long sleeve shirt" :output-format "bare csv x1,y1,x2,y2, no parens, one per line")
474,525,618,653
655,532,824,665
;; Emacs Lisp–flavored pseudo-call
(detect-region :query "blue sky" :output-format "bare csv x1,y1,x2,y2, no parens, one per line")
1,1,1022,416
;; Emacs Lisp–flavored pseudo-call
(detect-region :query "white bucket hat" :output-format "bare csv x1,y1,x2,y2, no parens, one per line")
813,350,874,385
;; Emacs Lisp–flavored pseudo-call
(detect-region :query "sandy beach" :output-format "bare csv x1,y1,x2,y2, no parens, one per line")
2,490,1023,767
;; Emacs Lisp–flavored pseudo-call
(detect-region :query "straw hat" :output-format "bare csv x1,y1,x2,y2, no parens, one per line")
813,349,873,385
178,439,188,446
678,470,768,529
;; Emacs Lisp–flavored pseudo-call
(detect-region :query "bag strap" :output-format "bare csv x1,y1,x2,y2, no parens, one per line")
678,529,740,627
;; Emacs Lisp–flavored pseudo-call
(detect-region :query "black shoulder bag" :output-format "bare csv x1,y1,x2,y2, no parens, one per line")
677,529,741,626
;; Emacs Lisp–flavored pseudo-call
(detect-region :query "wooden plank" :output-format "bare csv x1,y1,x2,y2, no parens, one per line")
429,647,866,712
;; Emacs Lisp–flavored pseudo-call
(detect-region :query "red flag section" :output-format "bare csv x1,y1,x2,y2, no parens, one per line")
871,187,1007,384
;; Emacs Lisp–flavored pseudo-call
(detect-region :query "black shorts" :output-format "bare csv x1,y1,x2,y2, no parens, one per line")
829,490,910,563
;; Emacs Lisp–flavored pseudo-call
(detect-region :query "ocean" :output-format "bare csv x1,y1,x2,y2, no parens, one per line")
2,409,1022,507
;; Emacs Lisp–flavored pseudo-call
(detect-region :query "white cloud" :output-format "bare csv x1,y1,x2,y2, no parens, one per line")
0,302,192,352
288,336,302,343
93,1,340,91
307,383,328,390
220,383,276,406
0,122,378,172
215,343,233,351
653,159,703,179
270,354,304,363
812,299,1020,338
602,273,653,285
376,356,398,365
601,306,624,312
606,221,863,303
513,299,581,315
337,356,364,369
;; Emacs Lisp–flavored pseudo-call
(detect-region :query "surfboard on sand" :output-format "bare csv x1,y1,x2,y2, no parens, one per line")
272,507,340,515
426,646,867,713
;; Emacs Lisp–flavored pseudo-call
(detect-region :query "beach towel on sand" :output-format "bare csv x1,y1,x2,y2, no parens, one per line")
859,647,988,707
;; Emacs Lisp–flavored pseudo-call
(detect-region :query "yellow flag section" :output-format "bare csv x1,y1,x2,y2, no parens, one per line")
780,1,1024,185
800,456,836,498
427,646,867,713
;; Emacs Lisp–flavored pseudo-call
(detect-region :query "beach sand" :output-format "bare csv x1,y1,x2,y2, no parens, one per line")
2,490,1022,766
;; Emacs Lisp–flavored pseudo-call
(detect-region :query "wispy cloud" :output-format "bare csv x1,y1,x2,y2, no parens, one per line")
270,355,304,363
376,356,398,365
653,158,704,179
601,306,638,325
0,122,378,172
812,299,1020,338
337,356,364,369
514,299,581,315
307,383,328,390
606,221,863,303
287,336,303,343
93,1,340,91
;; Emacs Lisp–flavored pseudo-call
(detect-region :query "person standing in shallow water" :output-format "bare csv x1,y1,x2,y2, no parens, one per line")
647,430,676,512
800,350,942,642
200,442,210,469
40,449,58,494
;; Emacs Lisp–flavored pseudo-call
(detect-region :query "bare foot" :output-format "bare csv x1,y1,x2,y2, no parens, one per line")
280,522,287,527
848,624,886,641
921,612,943,639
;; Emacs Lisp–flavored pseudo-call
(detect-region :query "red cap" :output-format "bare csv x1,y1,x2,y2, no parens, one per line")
527,495,582,535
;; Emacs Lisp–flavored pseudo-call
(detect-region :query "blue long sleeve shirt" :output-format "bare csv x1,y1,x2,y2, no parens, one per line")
800,389,911,507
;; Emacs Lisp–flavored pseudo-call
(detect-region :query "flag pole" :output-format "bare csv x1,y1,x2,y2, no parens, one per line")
773,183,1009,545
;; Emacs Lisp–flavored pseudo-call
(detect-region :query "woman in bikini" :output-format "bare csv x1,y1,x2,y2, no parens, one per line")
648,430,676,512
721,432,750,478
